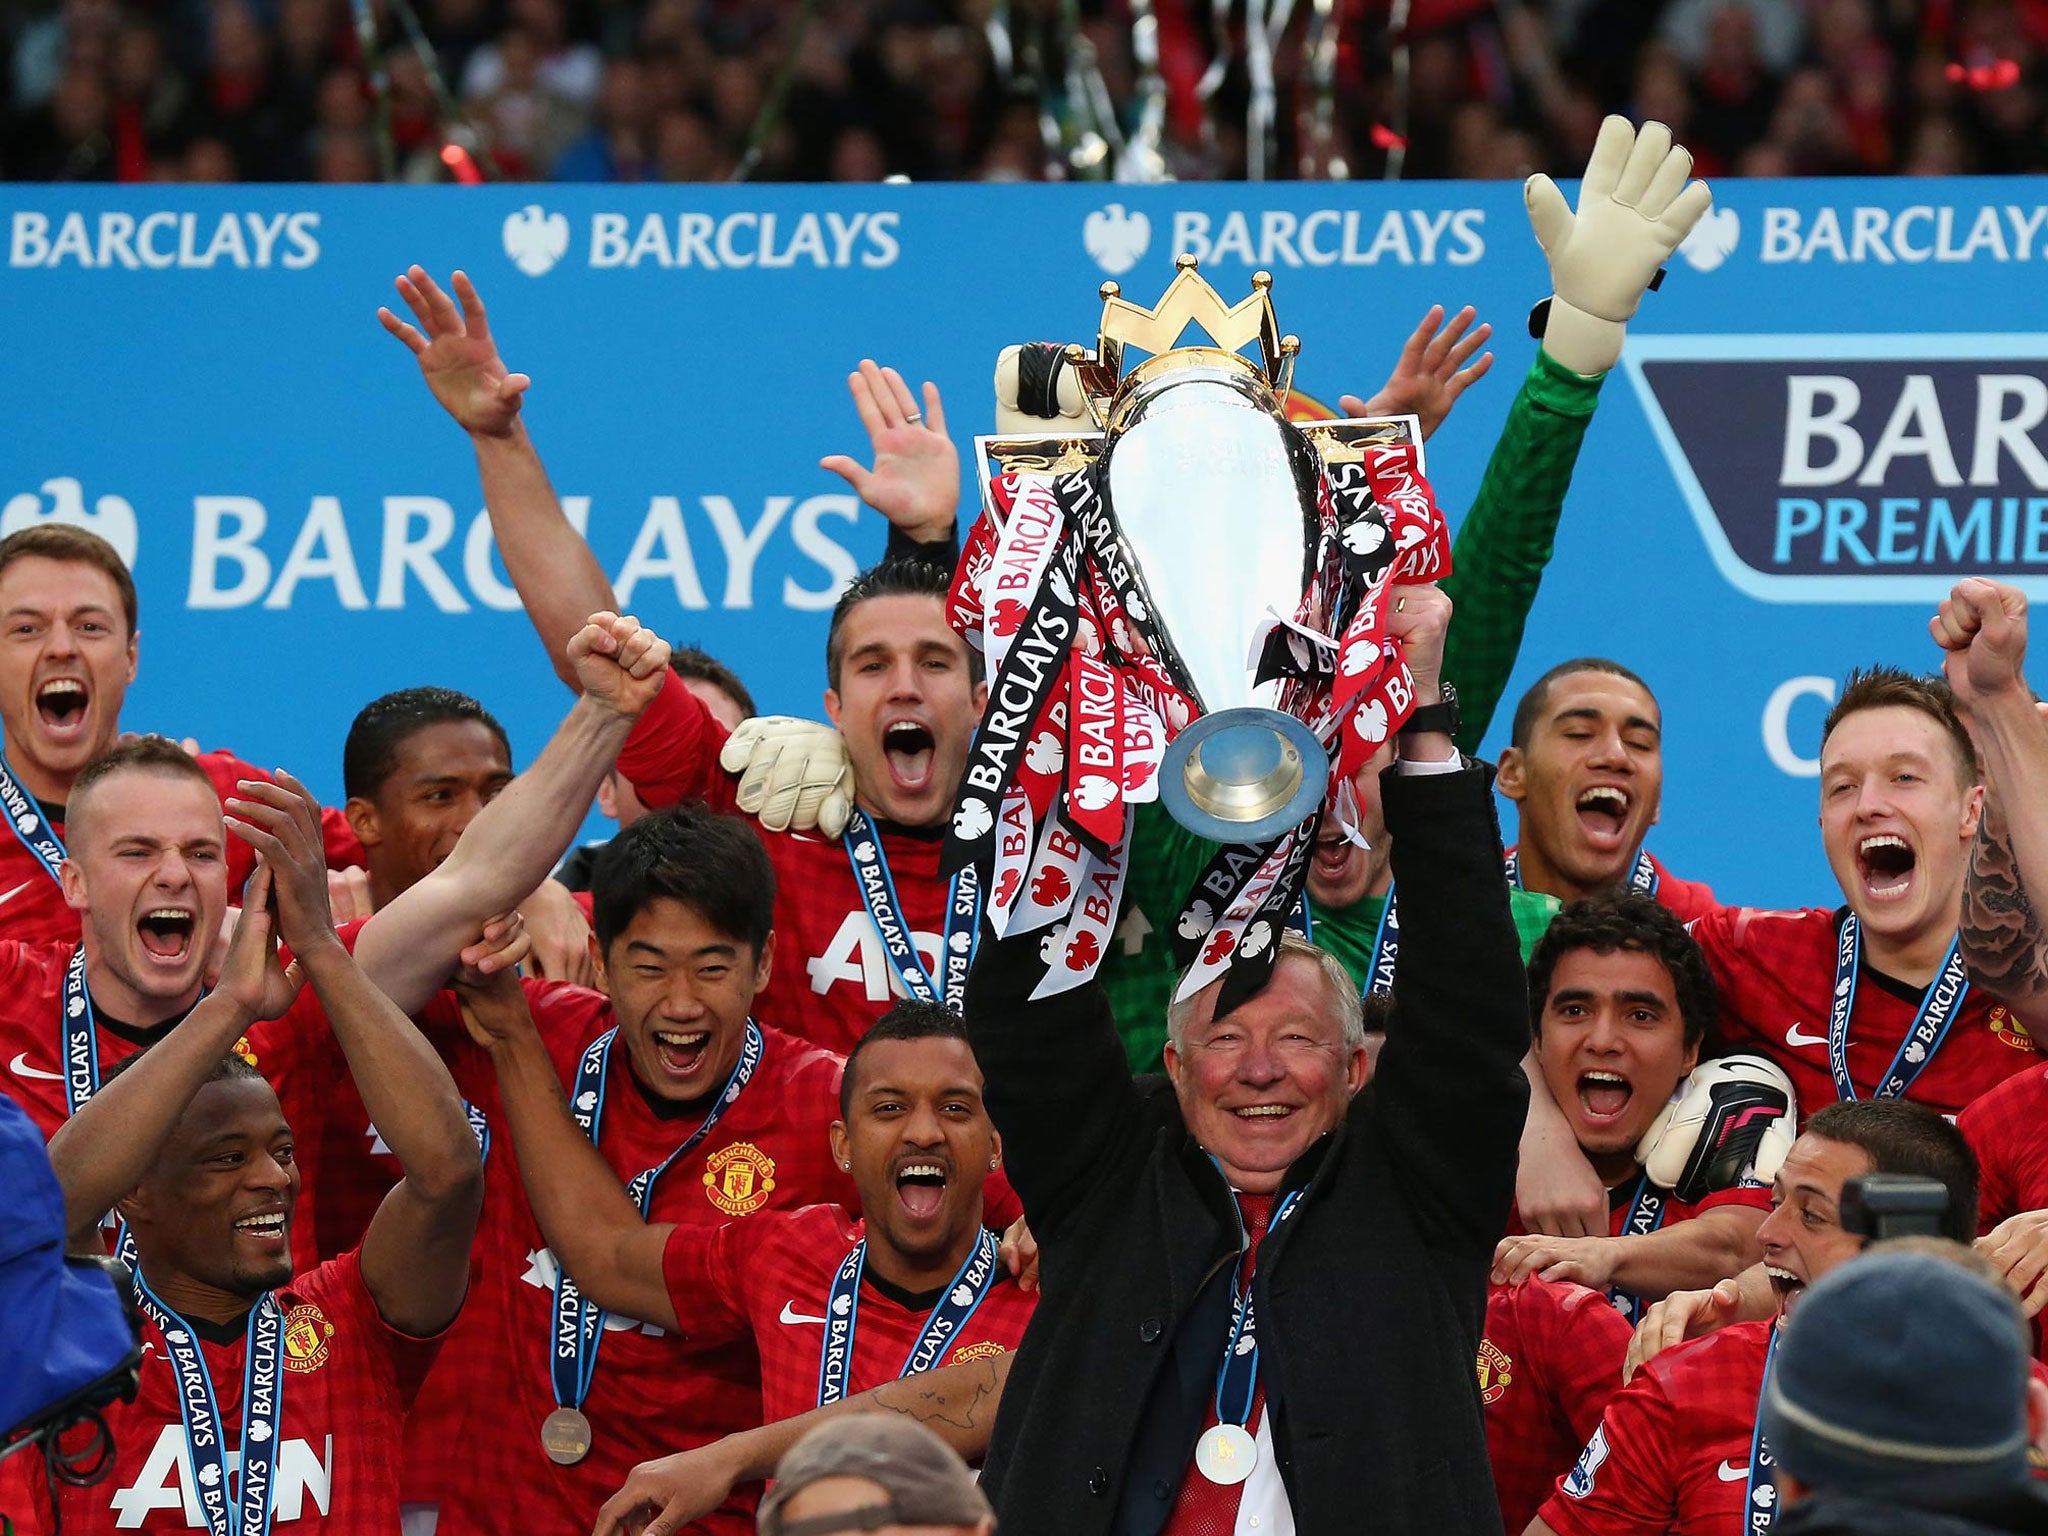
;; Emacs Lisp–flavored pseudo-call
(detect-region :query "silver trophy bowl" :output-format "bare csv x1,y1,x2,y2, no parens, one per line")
1104,360,1326,845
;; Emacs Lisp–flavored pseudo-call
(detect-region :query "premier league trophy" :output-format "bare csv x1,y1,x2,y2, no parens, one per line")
942,257,1453,1006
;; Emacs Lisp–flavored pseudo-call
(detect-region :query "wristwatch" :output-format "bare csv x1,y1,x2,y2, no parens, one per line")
1399,680,1460,740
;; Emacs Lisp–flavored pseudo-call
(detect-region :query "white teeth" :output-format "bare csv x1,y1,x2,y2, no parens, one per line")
1235,1105,1291,1118
234,1213,285,1232
1578,787,1628,810
898,1164,945,1180
1582,1071,1627,1084
1765,1266,1801,1283
145,909,191,922
653,1031,709,1047
1859,835,1909,855
38,680,84,698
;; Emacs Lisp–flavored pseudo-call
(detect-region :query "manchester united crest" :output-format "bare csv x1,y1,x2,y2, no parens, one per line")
948,1339,1009,1366
702,1142,777,1216
1476,1339,1513,1405
1989,1006,2033,1052
282,1302,334,1374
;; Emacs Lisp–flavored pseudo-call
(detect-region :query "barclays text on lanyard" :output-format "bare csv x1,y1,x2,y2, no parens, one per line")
60,945,140,1269
538,1019,764,1467
1828,914,1969,1102
814,1225,1003,1406
845,811,979,1012
1194,1188,1305,1487
1608,1174,1669,1325
133,1274,285,1536
0,752,68,890
1507,846,1660,897
1743,1330,1782,1533
1293,887,1400,999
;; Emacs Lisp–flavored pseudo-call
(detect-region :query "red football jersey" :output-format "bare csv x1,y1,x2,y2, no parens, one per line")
1961,1062,2048,1228
415,990,855,1536
1692,904,2041,1118
1505,1177,1771,1243
659,1202,1036,1423
1538,1320,1773,1536
0,749,361,946
616,675,958,1055
1482,1279,1632,1536
40,1248,439,1534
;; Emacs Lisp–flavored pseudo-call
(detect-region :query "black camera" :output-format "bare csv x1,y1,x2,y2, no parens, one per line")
1839,1173,1952,1241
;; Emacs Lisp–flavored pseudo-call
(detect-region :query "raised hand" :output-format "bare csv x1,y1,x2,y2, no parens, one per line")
1523,117,1711,375
819,359,959,546
225,770,337,961
213,864,302,1022
1339,304,1494,442
1932,577,2031,709
568,611,672,720
378,266,530,439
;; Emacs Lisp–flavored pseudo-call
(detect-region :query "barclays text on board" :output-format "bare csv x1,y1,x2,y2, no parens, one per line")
10,209,322,269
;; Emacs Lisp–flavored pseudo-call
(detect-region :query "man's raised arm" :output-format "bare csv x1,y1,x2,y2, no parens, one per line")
455,968,681,1332
381,266,616,691
1938,578,2048,1041
47,868,301,1243
354,611,670,1014
228,772,483,1337
1374,585,1531,1256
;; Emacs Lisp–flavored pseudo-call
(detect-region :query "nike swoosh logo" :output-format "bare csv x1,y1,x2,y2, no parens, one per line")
779,1302,831,1326
1717,1460,1749,1482
8,1052,64,1083
0,879,36,909
1785,1024,1829,1048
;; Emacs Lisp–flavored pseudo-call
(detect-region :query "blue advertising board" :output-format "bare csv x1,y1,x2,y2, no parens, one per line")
6,177,2047,906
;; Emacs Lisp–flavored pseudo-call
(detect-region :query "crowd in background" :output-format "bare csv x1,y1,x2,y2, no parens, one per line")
3,0,2046,185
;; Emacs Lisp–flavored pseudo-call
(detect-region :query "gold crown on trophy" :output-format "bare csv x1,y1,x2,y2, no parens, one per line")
1068,255,1301,430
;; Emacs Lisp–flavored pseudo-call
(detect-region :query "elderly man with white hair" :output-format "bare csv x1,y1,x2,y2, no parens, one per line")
963,581,1529,1536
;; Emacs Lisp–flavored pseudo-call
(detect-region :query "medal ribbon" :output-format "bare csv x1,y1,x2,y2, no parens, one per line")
132,1277,283,1536
1609,1173,1670,1326
1827,915,1970,1102
0,752,68,885
549,1020,764,1413
1213,1189,1304,1430
1291,884,1399,998
62,946,139,1267
1506,847,1659,896
844,811,979,1013
1746,1330,1781,1533
816,1225,1003,1406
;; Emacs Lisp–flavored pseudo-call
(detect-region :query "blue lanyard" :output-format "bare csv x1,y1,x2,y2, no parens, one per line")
1507,847,1658,895
62,946,139,1267
1745,1330,1781,1532
1293,884,1398,998
1827,915,1970,1102
844,811,979,1012
548,1020,763,1411
816,1225,1002,1406
0,753,67,884
132,1276,283,1536
1213,1190,1303,1429
1609,1173,1670,1325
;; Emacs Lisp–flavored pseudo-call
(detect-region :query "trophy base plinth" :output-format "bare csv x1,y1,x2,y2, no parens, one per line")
1160,707,1327,846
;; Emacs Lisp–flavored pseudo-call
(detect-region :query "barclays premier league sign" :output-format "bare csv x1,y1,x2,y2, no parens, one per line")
6,178,2048,906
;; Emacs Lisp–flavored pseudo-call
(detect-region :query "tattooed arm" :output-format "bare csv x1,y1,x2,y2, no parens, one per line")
589,1354,1011,1536
1935,579,2048,1038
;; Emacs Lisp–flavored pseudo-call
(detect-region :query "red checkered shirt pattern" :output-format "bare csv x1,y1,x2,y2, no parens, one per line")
659,1201,1037,1422
1691,904,2041,1117
616,673,960,1055
1482,1278,1633,1536
411,990,854,1536
1538,1319,1774,1536
40,1248,441,1534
